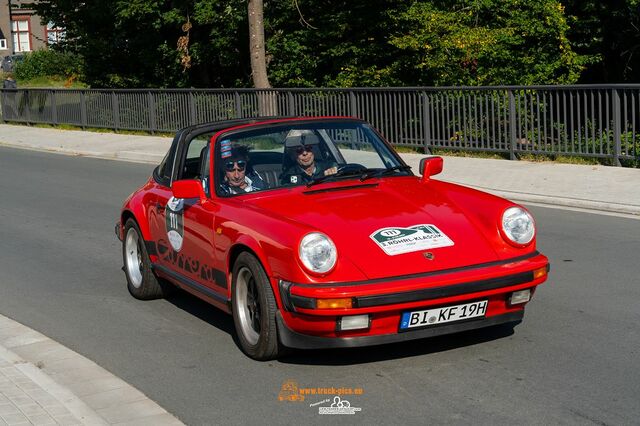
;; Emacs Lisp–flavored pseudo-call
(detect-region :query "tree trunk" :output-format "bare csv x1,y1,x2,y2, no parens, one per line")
248,0,270,88
248,0,277,116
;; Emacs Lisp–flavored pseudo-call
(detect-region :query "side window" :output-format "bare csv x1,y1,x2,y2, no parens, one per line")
153,145,175,187
177,135,210,181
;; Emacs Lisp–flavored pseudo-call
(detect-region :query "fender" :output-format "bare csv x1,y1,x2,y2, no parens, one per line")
121,183,156,243
230,234,276,279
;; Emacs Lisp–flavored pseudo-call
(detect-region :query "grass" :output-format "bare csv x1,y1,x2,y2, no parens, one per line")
0,71,87,89
518,153,601,165
12,75,88,89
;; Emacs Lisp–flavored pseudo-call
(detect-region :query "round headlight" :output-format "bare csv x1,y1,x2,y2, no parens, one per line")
501,207,535,246
299,232,337,274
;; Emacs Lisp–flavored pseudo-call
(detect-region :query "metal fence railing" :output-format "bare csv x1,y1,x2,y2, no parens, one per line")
1,86,638,165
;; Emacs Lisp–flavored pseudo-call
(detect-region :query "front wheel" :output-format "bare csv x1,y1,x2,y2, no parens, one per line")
231,252,282,360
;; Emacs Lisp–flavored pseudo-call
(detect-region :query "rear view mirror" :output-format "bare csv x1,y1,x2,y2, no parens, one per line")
172,179,205,201
419,156,444,182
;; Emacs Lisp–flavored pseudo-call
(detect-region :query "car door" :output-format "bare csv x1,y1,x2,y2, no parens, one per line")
155,132,227,299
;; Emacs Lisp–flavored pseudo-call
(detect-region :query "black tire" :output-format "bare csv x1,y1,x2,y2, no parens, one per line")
122,219,168,300
231,252,282,360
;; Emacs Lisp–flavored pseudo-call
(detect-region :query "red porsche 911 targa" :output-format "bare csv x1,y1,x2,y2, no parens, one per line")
116,117,549,360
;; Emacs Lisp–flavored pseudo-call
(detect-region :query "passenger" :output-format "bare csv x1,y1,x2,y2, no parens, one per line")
219,145,267,195
280,132,337,185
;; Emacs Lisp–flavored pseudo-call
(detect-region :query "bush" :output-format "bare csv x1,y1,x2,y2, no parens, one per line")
14,50,84,81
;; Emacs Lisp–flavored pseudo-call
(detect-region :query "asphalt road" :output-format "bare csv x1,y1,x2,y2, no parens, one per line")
0,146,638,425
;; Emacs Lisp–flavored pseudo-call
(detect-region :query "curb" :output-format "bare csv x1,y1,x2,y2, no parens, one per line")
0,314,184,425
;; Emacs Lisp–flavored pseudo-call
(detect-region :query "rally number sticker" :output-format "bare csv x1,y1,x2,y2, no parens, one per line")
370,224,454,256
165,197,184,251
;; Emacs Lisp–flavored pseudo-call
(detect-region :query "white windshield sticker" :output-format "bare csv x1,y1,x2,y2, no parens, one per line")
370,224,454,256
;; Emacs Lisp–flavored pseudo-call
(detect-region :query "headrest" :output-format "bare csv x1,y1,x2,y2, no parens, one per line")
284,130,320,148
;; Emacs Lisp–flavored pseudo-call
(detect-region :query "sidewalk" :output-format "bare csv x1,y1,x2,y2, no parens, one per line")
1,123,638,216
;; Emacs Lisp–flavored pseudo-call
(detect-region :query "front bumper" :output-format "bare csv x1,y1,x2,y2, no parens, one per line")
274,252,549,347
277,310,523,349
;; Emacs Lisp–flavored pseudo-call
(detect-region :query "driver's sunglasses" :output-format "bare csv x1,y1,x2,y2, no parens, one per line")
295,146,314,155
224,160,246,172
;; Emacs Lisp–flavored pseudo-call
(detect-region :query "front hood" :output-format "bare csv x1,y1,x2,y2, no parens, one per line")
248,178,504,280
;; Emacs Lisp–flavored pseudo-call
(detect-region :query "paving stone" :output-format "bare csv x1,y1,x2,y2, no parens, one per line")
66,376,128,397
0,368,21,378
31,396,61,409
83,386,146,411
96,399,166,424
0,388,22,398
10,341,75,365
26,413,56,425
2,333,48,349
42,357,98,375
5,397,29,407
16,403,46,416
47,366,113,387
51,414,82,426
0,412,29,424
42,405,71,417
7,376,29,385
0,404,19,416
22,388,49,401
112,413,184,426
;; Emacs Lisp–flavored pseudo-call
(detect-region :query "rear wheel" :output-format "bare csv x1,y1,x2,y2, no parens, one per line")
123,219,168,300
231,252,282,360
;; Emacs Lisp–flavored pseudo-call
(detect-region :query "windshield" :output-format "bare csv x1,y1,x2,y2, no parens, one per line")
214,120,410,196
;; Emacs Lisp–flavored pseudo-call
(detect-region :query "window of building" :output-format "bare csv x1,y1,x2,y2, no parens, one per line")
46,22,65,45
11,18,31,52
0,39,7,50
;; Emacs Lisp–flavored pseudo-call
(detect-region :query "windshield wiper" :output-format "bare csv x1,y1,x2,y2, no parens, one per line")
359,165,412,181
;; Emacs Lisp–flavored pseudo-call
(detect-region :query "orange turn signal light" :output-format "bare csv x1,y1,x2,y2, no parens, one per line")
316,298,353,309
533,267,547,280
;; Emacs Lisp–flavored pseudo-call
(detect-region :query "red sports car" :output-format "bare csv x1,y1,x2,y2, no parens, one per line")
116,117,549,360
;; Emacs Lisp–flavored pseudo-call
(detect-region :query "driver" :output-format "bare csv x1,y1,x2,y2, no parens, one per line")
219,145,266,195
280,131,337,185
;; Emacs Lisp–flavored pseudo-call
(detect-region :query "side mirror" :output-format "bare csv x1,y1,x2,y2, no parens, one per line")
172,179,205,201
419,156,444,182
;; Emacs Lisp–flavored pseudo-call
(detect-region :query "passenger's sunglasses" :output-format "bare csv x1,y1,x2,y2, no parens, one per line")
224,160,246,172
295,146,314,155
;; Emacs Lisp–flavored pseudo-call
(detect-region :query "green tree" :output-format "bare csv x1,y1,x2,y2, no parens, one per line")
387,0,586,86
32,0,590,88
32,0,249,88
267,0,405,87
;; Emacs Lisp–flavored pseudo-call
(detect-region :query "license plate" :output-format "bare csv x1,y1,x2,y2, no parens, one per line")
400,300,488,330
